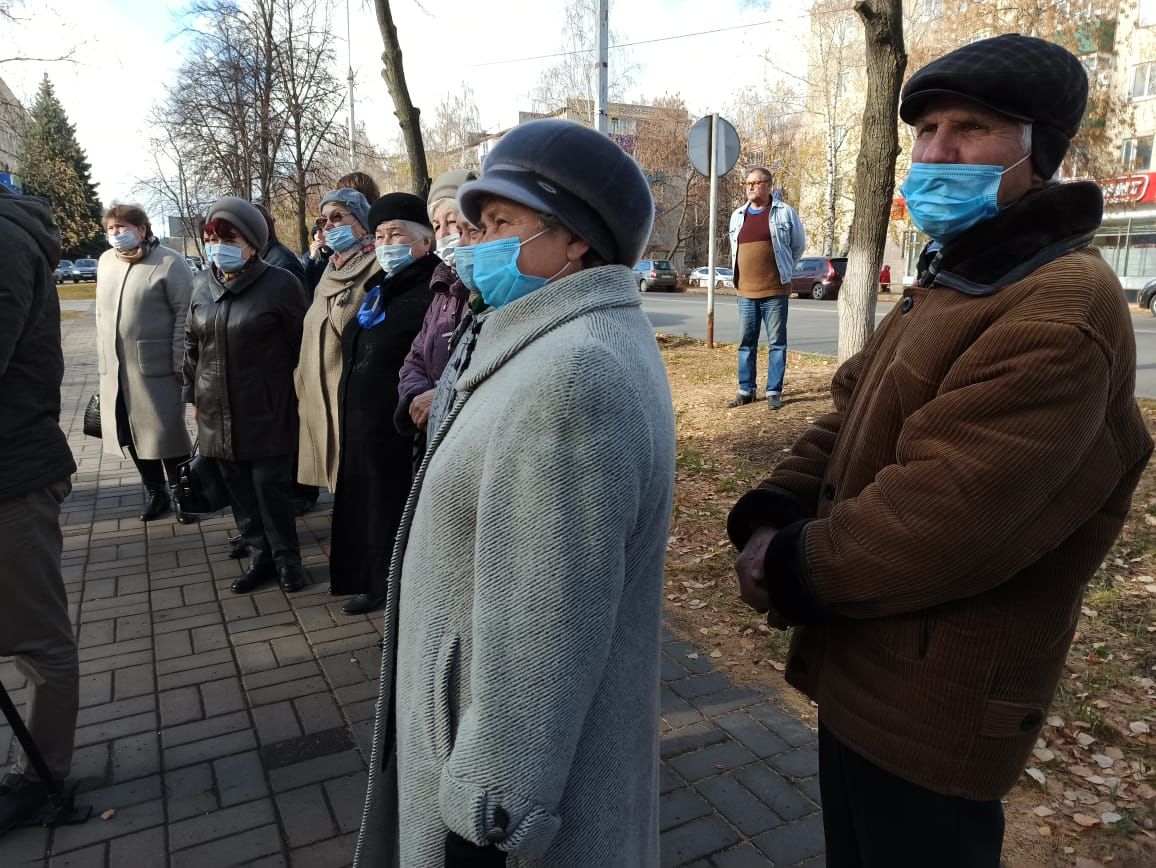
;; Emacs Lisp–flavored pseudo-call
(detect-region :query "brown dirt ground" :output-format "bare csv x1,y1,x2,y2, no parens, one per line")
658,335,1156,868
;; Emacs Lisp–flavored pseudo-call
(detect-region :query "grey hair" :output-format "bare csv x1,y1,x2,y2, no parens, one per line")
398,219,435,244
428,196,459,223
1020,122,1033,154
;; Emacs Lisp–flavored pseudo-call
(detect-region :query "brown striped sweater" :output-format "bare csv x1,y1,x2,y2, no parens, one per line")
728,181,1153,801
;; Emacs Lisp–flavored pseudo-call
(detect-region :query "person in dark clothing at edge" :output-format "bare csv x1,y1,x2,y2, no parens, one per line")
729,35,1153,867
253,202,318,518
253,202,306,284
0,186,79,835
330,192,437,615
395,168,478,453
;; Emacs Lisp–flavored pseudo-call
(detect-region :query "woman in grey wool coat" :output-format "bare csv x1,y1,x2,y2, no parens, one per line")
95,203,193,523
354,119,676,868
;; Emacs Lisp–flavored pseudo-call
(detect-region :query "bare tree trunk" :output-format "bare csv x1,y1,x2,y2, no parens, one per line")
838,0,905,362
373,0,430,200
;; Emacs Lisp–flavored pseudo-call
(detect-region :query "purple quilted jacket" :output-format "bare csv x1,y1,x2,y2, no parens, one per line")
395,261,467,435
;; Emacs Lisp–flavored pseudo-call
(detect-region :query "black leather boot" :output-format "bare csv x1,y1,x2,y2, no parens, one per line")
171,485,198,524
227,533,247,559
140,487,171,522
278,564,307,593
231,561,276,594
341,593,386,615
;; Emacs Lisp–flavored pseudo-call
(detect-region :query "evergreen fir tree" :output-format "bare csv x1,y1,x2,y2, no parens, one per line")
19,75,104,258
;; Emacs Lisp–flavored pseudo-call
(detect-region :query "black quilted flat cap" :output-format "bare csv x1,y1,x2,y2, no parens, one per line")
900,34,1088,178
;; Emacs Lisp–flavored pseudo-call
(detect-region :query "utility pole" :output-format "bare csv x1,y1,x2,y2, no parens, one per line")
346,0,357,171
595,0,609,133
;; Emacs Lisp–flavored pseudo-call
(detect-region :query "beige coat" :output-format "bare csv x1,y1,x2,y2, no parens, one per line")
95,243,193,460
294,250,376,489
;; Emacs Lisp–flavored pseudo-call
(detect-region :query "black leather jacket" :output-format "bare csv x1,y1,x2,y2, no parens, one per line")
183,259,308,461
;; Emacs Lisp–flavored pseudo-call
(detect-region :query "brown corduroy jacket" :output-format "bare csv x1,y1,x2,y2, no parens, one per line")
728,182,1153,801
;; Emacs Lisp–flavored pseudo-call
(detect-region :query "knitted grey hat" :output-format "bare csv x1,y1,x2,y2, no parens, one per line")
206,197,268,250
900,34,1088,178
458,119,654,266
320,188,371,234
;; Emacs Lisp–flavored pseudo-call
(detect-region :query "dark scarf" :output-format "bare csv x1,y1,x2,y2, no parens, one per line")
916,181,1103,296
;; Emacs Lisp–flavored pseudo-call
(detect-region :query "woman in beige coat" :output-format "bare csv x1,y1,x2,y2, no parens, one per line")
295,188,378,491
95,204,194,522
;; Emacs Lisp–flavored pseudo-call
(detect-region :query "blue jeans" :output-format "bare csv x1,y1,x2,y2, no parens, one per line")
736,295,788,395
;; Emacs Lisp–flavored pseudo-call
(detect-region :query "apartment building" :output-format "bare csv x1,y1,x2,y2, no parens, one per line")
0,73,24,192
796,1,1156,290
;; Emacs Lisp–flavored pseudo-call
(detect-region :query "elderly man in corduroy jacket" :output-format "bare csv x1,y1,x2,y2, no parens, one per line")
729,35,1154,867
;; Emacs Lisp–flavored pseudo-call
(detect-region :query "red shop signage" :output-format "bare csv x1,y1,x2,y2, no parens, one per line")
1100,172,1156,206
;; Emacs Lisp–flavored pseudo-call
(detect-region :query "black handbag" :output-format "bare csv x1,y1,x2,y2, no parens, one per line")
83,395,101,438
173,443,231,515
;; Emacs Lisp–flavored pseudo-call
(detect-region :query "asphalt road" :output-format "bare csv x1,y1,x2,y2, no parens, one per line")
640,292,1156,399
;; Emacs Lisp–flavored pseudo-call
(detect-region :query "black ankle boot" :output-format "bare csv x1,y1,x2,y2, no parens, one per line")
140,487,171,522
227,534,247,559
342,593,386,615
170,485,198,524
231,562,276,594
278,564,307,593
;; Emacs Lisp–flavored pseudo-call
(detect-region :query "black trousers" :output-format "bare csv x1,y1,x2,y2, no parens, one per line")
819,723,1004,868
217,456,300,571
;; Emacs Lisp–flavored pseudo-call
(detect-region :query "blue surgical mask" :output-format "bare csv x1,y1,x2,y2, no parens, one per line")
436,233,460,265
455,245,477,292
108,229,140,252
211,242,246,273
325,224,358,252
375,243,413,275
471,229,570,308
899,153,1031,242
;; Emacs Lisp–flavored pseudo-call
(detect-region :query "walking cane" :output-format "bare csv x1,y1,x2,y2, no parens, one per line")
0,677,91,828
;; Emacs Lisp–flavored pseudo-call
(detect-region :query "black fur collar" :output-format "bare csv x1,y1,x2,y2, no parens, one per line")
916,181,1103,296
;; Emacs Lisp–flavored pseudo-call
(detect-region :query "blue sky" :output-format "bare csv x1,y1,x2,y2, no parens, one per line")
0,0,803,216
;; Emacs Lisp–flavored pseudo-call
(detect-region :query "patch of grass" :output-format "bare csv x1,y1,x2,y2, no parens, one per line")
60,310,84,320
57,284,96,301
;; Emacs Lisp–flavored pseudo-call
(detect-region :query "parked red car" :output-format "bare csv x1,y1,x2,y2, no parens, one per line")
791,256,847,300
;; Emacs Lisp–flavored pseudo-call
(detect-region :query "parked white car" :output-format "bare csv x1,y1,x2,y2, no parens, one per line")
688,266,734,288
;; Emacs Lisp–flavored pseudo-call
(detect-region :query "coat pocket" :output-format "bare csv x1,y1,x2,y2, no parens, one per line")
137,339,174,377
429,632,461,763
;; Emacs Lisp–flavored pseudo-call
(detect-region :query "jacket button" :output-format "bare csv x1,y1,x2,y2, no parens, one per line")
900,297,914,314
822,484,836,500
1019,712,1043,732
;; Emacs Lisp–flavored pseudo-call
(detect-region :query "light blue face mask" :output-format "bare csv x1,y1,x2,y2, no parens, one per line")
210,242,246,273
471,229,570,308
325,224,358,252
455,244,477,292
375,243,413,276
899,153,1031,242
436,233,460,266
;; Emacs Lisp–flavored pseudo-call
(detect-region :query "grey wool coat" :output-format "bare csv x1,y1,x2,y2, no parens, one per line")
95,243,193,460
354,266,676,868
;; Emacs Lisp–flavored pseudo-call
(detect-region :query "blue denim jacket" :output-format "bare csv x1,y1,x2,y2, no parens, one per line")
727,199,807,286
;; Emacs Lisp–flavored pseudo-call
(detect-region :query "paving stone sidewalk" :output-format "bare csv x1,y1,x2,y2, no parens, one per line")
0,310,824,867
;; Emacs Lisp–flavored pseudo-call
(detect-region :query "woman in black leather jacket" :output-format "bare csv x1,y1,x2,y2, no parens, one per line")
182,197,309,595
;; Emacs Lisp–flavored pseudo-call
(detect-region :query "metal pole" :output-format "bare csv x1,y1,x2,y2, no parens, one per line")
346,0,356,171
595,0,609,134
706,113,719,348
